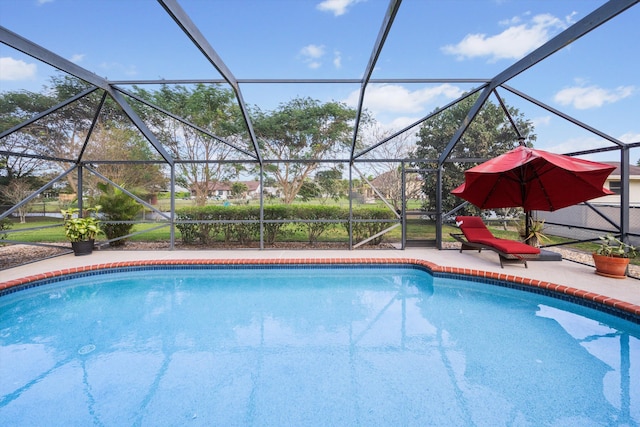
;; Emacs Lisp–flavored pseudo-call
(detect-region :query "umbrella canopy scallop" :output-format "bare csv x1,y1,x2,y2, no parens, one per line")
451,145,615,211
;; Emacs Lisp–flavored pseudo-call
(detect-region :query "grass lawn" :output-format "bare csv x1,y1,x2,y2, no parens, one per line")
5,218,65,242
4,218,177,243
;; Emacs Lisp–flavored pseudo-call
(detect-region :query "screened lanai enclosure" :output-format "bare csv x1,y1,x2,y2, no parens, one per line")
1,0,639,259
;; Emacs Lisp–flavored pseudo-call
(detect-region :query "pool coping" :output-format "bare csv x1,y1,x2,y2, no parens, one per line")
1,257,639,322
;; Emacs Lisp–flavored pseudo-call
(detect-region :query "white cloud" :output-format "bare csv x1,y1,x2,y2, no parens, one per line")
554,84,635,109
530,115,552,130
300,44,325,59
316,0,361,17
344,83,464,115
384,116,422,133
298,45,342,70
333,50,342,69
619,132,640,143
70,54,85,63
442,13,568,62
498,16,521,26
544,135,612,156
37,0,54,5
0,57,37,80
98,62,137,77
541,131,640,162
299,44,326,69
565,11,578,25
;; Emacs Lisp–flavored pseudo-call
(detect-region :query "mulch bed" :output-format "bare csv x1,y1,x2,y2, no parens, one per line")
0,241,395,270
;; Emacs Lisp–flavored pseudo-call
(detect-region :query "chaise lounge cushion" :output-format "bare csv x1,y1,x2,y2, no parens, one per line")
471,237,540,255
456,216,496,242
456,216,540,255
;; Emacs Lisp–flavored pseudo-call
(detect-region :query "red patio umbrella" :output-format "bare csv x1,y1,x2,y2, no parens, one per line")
451,145,615,212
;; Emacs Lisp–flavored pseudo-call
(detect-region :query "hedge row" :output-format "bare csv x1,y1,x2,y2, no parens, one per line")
175,205,397,245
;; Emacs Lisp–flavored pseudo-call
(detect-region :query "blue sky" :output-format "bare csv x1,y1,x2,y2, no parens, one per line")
1,0,639,163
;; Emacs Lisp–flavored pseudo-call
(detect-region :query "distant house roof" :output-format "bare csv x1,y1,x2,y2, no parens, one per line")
600,162,640,177
370,171,395,187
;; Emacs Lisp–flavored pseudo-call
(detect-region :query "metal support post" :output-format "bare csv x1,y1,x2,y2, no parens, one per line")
401,161,406,249
170,164,176,250
348,165,353,250
435,166,443,249
78,164,83,215
260,164,264,249
621,147,630,244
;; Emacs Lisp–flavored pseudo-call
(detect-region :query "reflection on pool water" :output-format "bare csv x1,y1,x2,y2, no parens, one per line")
1,266,638,426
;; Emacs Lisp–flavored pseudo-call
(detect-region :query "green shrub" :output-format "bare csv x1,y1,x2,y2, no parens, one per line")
263,205,291,244
295,205,343,245
174,204,398,246
225,206,260,244
175,206,223,244
0,217,13,240
175,207,203,244
349,207,397,245
95,185,142,247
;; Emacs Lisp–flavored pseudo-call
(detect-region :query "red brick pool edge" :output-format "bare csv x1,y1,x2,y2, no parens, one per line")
1,257,639,317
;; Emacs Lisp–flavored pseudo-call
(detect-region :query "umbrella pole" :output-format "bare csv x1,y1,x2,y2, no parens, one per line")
525,211,530,245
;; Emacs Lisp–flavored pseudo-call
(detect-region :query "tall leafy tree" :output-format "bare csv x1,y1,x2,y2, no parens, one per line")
84,122,168,197
0,178,36,223
1,75,104,198
414,94,535,215
360,124,415,210
134,84,244,206
1,75,166,197
315,167,344,203
252,97,356,204
230,181,248,199
0,90,58,181
21,75,103,166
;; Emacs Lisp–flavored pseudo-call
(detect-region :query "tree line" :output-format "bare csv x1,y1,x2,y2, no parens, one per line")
1,74,535,219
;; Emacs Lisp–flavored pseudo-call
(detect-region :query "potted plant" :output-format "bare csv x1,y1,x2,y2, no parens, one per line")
61,206,102,256
593,234,638,279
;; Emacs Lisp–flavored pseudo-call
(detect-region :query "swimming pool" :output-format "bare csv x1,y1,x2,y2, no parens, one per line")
1,264,638,426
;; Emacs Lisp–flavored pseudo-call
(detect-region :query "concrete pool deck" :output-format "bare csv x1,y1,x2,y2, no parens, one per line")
1,247,640,314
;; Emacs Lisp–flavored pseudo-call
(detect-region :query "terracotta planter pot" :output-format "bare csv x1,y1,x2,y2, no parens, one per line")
592,253,630,279
71,239,94,256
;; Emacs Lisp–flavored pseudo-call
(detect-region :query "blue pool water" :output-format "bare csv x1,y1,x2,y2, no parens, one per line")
1,265,639,426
